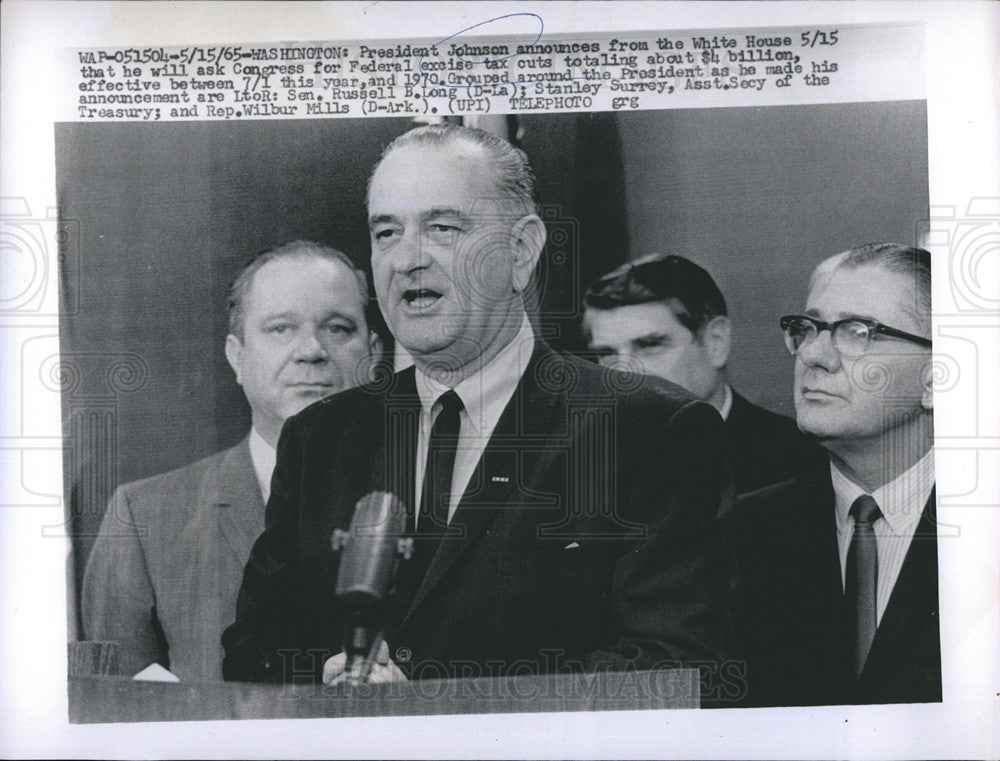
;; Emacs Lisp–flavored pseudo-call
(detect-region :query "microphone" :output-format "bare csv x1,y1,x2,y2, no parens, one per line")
332,491,408,680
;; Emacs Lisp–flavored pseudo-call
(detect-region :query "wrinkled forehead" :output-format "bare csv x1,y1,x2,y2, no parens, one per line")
368,141,512,215
247,254,368,316
807,263,926,333
584,301,693,342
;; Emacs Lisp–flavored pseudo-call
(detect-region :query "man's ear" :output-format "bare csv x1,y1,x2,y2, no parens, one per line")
224,333,244,385
702,316,732,370
367,329,383,360
509,213,546,293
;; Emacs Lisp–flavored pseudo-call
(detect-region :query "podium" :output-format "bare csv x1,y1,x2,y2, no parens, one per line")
68,669,699,723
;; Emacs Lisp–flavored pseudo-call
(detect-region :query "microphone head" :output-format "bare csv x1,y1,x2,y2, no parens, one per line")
333,491,407,617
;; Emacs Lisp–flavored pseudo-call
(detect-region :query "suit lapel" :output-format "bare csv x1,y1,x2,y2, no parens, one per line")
815,472,845,604
400,343,557,627
725,390,749,429
214,437,266,566
859,489,938,685
776,465,854,700
373,366,422,509
788,467,848,640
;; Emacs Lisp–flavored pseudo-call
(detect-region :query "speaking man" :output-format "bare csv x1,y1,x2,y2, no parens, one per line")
730,243,939,706
82,240,381,681
222,125,737,687
583,253,818,494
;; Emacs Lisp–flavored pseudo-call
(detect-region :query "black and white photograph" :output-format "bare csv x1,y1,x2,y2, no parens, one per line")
58,102,934,706
1,2,998,758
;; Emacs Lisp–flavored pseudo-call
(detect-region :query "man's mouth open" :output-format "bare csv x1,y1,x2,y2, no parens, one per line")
402,288,443,310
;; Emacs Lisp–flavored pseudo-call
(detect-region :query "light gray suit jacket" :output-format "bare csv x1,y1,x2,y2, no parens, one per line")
81,437,264,681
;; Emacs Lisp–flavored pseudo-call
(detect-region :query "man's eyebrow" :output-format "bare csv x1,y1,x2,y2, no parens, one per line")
260,311,300,322
836,311,879,322
804,308,882,322
259,311,358,325
319,312,359,326
368,208,472,226
368,213,397,227
632,332,670,345
422,207,472,223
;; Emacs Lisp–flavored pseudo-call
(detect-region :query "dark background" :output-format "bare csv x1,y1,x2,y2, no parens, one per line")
57,101,928,623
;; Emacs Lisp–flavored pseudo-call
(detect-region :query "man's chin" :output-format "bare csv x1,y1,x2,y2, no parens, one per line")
284,387,339,413
393,329,456,364
794,412,845,443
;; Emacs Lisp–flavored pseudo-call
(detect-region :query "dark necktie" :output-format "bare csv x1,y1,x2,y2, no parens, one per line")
399,390,463,603
845,494,882,679
418,390,463,534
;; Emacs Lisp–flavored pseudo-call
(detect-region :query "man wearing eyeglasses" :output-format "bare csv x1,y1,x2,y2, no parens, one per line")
583,254,818,494
730,242,939,707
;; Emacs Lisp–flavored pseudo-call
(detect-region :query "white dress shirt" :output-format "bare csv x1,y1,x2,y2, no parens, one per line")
831,448,935,624
414,313,535,524
717,384,733,422
248,427,277,503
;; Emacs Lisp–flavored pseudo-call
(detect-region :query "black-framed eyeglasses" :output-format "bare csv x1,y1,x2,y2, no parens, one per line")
779,315,932,357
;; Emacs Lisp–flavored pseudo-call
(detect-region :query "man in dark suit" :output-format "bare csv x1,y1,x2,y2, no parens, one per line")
583,253,817,494
82,240,381,681
730,243,939,706
222,125,737,687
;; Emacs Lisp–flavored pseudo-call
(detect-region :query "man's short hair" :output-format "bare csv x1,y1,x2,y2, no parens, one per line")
584,253,728,335
370,123,538,215
811,242,932,332
227,240,373,339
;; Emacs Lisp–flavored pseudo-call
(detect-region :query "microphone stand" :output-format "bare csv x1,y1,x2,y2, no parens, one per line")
356,632,384,682
343,539,410,684
333,505,413,685
340,630,390,686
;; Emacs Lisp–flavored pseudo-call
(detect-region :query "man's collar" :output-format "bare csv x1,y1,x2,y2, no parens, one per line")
831,447,935,535
717,384,734,421
248,426,277,502
415,312,535,434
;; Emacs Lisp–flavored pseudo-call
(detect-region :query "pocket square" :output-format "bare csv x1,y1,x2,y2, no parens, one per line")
563,542,580,550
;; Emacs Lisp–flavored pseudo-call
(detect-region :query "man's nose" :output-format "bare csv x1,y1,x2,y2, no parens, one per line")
796,327,841,372
389,229,427,274
292,329,329,362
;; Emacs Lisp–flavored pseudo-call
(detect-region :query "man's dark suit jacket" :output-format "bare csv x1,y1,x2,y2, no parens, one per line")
223,341,737,683
724,390,819,495
83,438,264,681
729,462,941,706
